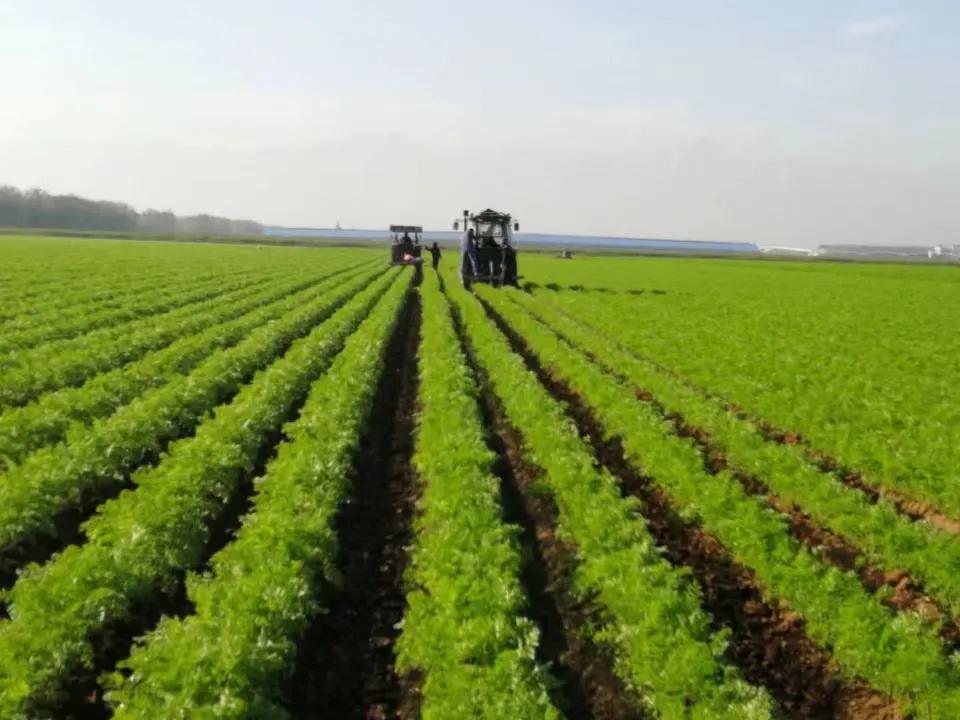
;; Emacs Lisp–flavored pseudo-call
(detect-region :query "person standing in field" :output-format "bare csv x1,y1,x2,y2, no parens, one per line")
429,241,442,270
460,227,478,284
500,236,518,286
400,232,415,258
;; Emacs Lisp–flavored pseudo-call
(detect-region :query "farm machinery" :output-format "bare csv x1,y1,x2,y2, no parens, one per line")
454,209,520,289
389,225,424,280
389,225,423,266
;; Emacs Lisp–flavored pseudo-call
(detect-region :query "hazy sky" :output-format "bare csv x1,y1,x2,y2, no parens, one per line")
3,1,958,246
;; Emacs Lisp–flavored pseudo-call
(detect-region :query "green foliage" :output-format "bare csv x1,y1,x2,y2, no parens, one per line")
449,280,773,719
0,262,372,467
481,284,960,717
2,240,957,716
0,267,382,556
0,269,254,356
102,269,411,718
0,269,402,716
507,288,960,619
395,271,561,719
521,254,960,519
0,273,269,405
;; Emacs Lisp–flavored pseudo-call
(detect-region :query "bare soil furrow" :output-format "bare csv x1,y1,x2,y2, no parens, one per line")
285,292,420,720
519,295,960,642
670,415,960,650
534,295,958,534
447,291,641,720
479,297,899,719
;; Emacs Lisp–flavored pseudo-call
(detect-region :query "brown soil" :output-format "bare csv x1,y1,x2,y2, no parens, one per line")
39,365,316,718
681,427,960,650
476,381,643,716
449,279,642,719
529,297,960,538
724,403,960,536
284,290,421,720
478,298,901,719
787,504,960,647
829,464,960,536
486,390,645,720
514,294,960,647
0,282,354,597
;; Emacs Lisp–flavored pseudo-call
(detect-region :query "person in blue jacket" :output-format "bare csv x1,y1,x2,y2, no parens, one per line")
460,227,478,286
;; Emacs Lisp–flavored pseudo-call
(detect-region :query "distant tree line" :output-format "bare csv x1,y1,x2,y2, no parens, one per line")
0,186,263,236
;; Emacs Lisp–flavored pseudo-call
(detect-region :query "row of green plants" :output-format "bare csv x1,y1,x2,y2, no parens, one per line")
0,236,371,326
0,241,369,328
0,268,404,716
452,281,773,719
0,263,228,331
0,268,257,355
0,261,207,326
0,269,267,367
528,269,960,523
394,272,562,719
482,286,960,717
0,262,371,468
506,290,960,618
103,268,411,718
0,267,383,560
0,274,276,407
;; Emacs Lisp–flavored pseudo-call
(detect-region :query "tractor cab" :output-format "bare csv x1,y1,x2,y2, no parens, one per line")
453,209,520,289
389,225,424,266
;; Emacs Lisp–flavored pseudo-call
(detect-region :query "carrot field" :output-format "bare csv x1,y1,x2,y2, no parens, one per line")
0,235,959,719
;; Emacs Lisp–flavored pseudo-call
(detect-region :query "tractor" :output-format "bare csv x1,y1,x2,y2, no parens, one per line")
453,209,520,289
389,225,423,265
389,224,424,280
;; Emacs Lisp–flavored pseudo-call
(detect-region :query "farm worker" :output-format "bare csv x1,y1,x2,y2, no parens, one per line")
505,221,516,247
400,232,415,257
501,237,518,287
429,242,442,270
461,227,478,278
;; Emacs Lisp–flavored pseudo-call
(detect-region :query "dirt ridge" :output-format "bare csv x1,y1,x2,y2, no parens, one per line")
284,289,421,720
478,297,900,720
513,296,960,646
531,296,960,535
669,415,960,650
448,285,643,720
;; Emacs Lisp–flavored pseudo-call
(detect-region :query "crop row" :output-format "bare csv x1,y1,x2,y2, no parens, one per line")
0,266,383,564
530,279,960,524
1,243,370,333
504,289,960,619
0,261,372,468
0,269,269,367
551,283,960,521
479,286,960,717
102,268,411,717
0,268,261,355
0,263,206,325
0,273,287,408
0,264,224,328
394,271,561,719
449,281,773,718
0,267,404,716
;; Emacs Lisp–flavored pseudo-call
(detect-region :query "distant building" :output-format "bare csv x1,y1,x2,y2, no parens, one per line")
814,244,938,259
929,244,960,260
760,246,815,257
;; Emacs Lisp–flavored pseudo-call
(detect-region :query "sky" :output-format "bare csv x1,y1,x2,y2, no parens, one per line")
2,1,958,247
